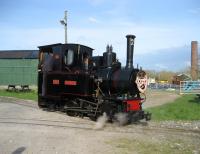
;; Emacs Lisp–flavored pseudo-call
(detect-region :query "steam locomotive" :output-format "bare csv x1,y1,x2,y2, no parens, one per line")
38,35,151,122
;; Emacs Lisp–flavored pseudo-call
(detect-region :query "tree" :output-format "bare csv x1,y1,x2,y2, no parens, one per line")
145,69,176,83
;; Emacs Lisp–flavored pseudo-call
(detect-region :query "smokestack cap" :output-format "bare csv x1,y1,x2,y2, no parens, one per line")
126,35,136,39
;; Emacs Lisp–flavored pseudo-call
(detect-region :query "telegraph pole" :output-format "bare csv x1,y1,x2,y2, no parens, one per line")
60,11,67,43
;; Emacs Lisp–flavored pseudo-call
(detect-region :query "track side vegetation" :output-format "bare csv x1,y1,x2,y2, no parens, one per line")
0,89,37,101
146,94,200,121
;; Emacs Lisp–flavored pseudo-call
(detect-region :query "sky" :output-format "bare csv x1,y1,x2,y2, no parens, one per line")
0,0,200,71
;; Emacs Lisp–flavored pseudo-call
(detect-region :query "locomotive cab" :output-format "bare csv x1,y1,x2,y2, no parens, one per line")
62,44,93,71
38,43,93,71
38,44,94,103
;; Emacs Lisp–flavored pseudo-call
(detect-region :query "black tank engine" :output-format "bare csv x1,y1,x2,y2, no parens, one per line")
38,35,151,122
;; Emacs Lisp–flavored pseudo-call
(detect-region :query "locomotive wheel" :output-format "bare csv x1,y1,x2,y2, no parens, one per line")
38,102,48,109
66,111,77,117
65,100,78,117
128,112,139,123
46,103,56,112
38,98,47,108
89,116,97,121
101,101,118,122
38,103,47,108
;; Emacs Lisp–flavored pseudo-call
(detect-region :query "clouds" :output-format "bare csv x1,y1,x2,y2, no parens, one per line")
134,45,194,71
0,0,199,71
155,64,168,70
0,28,63,49
0,21,198,57
88,17,100,23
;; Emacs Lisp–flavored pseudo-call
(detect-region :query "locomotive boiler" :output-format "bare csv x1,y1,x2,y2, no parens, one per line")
38,34,151,122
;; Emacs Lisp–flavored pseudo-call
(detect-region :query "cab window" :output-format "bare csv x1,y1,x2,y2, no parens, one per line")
39,52,52,68
64,49,74,66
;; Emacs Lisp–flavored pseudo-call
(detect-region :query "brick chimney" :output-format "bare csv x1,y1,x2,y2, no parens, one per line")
191,41,198,80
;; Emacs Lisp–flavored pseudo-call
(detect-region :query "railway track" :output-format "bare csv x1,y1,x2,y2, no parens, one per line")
0,97,200,137
0,116,200,137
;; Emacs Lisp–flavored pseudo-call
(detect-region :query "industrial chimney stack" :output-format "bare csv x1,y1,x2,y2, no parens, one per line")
191,41,198,80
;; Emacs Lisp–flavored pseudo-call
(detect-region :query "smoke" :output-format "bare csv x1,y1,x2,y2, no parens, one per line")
93,112,130,130
114,113,129,126
93,112,108,130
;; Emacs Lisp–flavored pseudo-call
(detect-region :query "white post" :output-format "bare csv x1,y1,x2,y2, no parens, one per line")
64,11,67,44
60,11,67,44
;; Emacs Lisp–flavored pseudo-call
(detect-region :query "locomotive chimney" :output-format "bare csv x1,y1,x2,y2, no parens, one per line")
126,34,136,69
191,41,198,80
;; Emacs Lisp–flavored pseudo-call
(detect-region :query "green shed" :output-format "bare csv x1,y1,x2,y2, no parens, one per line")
0,50,38,86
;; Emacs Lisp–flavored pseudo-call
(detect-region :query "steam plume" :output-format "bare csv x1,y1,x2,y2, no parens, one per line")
114,113,129,126
93,112,108,130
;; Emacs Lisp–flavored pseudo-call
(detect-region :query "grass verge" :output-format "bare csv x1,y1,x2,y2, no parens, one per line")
0,89,37,101
107,137,196,154
146,94,200,121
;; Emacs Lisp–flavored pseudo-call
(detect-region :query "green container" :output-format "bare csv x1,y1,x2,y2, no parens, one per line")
0,59,38,85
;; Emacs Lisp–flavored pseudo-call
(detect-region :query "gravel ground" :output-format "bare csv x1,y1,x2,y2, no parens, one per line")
0,96,200,154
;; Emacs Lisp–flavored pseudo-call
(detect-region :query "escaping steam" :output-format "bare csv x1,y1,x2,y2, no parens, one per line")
93,112,108,130
114,113,129,126
93,112,130,130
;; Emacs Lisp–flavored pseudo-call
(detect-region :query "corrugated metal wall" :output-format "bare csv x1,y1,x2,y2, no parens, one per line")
0,59,38,85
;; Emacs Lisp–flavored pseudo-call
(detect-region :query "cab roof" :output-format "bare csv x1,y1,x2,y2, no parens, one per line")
38,43,93,51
